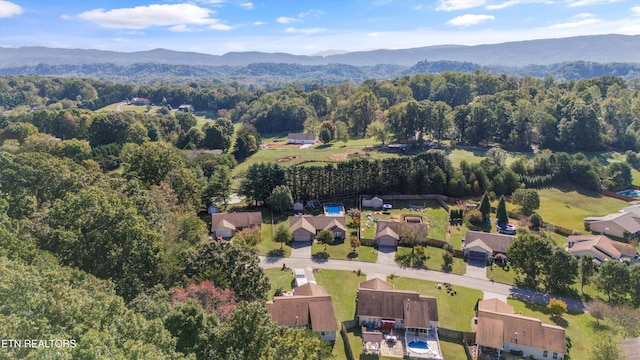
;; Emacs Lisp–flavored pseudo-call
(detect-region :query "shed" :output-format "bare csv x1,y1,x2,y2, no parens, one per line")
362,196,384,209
293,201,304,212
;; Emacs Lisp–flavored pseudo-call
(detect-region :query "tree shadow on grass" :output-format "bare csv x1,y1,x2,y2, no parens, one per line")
316,143,333,149
396,253,427,269
550,315,569,328
267,248,285,257
347,251,359,260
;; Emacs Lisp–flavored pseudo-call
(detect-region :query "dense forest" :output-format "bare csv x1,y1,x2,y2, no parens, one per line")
1,60,639,85
1,71,640,358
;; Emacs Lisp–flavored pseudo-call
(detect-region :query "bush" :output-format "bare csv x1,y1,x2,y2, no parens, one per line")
529,213,542,230
465,209,485,230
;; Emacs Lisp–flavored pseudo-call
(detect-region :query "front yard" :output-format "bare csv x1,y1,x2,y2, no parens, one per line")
395,246,466,275
311,240,378,262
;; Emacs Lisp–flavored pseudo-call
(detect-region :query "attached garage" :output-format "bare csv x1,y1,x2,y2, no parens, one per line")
468,250,487,261
376,226,399,247
213,225,233,239
377,235,397,247
293,229,313,242
463,239,492,261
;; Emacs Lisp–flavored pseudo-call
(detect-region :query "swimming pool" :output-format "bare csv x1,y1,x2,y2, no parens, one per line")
618,189,640,197
407,340,429,354
324,204,345,216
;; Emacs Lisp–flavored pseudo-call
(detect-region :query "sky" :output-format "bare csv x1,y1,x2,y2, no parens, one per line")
0,0,638,55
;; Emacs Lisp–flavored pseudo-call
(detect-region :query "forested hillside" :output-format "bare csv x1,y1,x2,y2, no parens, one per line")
1,70,640,358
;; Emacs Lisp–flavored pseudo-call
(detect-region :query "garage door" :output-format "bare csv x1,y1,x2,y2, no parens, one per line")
378,236,397,247
468,250,487,260
293,231,311,242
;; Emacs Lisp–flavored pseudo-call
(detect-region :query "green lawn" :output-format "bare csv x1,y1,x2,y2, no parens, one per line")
507,299,610,360
258,217,292,257
389,277,483,332
311,241,378,263
264,268,294,300
534,184,628,232
487,263,518,285
395,246,466,274
439,340,469,360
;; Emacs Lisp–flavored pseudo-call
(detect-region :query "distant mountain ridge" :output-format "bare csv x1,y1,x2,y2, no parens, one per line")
1,34,638,68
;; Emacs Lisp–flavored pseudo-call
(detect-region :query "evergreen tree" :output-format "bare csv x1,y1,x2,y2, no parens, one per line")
480,191,491,224
496,195,508,225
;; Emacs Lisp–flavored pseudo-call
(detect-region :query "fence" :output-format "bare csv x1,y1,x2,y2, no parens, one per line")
340,322,354,360
602,189,636,202
437,327,476,343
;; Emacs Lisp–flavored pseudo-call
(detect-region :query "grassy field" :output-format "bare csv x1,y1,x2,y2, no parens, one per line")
257,217,292,257
534,184,628,232
264,268,294,300
311,241,378,262
507,299,608,360
487,263,518,285
439,341,470,360
389,277,483,332
395,246,466,275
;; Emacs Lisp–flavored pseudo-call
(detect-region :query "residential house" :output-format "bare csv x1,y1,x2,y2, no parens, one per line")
178,104,194,112
463,231,515,262
584,211,640,239
356,278,441,358
362,196,384,209
476,298,566,360
374,219,429,247
266,282,337,341
289,216,347,242
211,212,262,239
287,133,318,144
567,234,638,265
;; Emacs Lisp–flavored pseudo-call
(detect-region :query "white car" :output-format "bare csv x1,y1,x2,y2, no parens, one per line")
496,223,517,235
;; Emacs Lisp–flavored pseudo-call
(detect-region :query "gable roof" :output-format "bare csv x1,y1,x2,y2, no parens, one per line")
357,279,438,326
375,220,428,241
464,231,515,253
476,299,566,354
464,239,493,254
289,216,347,234
211,212,262,232
568,234,638,260
287,133,317,141
359,278,395,291
266,284,337,332
584,212,640,234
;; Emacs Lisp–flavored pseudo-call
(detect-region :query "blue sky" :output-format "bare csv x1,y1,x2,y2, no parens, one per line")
1,0,638,55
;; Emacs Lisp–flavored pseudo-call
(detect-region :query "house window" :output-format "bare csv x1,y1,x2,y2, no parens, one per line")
543,350,548,357
553,353,558,359
400,319,404,324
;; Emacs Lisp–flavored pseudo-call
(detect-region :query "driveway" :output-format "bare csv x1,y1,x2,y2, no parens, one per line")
376,246,397,265
464,258,487,280
290,241,312,258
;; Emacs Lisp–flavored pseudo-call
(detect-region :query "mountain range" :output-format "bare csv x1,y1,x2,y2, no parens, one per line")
1,34,639,68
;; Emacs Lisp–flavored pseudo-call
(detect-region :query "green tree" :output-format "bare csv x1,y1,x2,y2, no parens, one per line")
543,248,578,293
480,191,491,224
166,167,202,211
507,231,552,289
319,127,332,144
268,185,294,214
511,188,540,215
121,141,185,186
442,251,454,270
238,162,286,206
202,122,231,152
350,235,361,253
316,230,335,251
579,254,595,295
2,122,39,144
232,228,262,248
629,264,640,307
265,328,333,360
59,138,92,163
547,298,567,317
596,260,630,302
274,224,292,245
126,122,150,144
335,121,349,145
366,121,391,145
496,195,508,225
164,300,214,357
589,334,625,360
203,166,233,208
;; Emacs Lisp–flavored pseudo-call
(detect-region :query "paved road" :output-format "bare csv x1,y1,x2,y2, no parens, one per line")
261,256,585,313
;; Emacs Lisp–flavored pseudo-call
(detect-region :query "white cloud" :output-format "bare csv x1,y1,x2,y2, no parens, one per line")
632,6,640,16
486,0,524,10
276,16,300,24
565,0,622,7
240,2,253,10
298,10,324,18
412,5,424,10
209,23,233,31
437,0,487,11
75,4,218,29
447,14,495,27
573,12,595,19
0,0,23,18
170,24,192,32
284,27,326,34
253,21,266,25
547,18,600,28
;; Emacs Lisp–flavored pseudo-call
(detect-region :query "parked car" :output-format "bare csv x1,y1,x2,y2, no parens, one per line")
496,223,517,235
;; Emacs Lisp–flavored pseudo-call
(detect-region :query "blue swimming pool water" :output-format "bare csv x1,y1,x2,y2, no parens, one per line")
618,189,640,197
408,341,429,350
325,205,343,215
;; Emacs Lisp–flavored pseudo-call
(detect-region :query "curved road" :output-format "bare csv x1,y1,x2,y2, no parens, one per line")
260,256,585,313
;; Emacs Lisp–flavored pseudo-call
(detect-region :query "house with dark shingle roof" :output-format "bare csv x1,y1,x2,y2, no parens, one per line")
266,282,337,341
584,211,640,239
289,216,347,242
476,298,566,360
211,212,262,239
374,220,429,248
463,231,515,262
567,234,638,265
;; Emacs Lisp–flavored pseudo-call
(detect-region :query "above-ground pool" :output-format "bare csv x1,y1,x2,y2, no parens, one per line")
618,189,640,197
407,340,429,354
324,204,345,217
